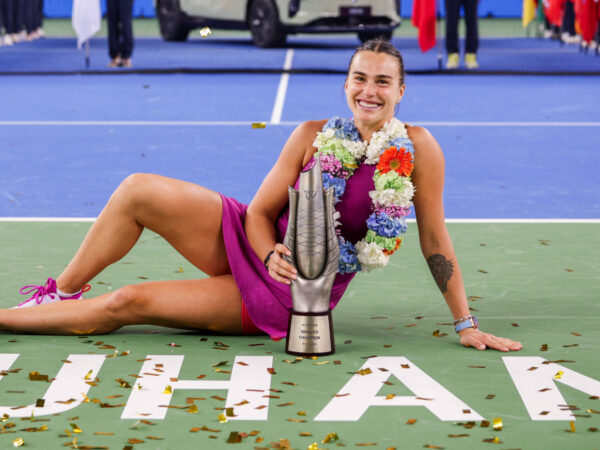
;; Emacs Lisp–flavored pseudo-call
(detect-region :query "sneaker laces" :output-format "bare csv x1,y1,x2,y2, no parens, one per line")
18,279,91,306
18,277,55,306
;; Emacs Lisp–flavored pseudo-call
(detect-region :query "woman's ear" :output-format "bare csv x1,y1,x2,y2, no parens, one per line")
397,84,406,104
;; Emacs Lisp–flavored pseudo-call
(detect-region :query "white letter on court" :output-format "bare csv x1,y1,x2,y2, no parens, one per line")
121,355,273,420
0,354,105,417
503,356,600,420
315,357,483,421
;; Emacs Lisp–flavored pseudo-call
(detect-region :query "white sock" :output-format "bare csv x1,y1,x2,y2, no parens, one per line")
56,287,81,297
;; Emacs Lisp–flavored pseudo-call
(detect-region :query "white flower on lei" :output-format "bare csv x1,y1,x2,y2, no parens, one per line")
364,118,407,164
355,240,389,272
343,138,367,160
313,128,335,148
369,183,415,208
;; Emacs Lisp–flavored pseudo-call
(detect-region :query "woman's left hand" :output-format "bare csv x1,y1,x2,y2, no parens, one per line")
459,328,523,352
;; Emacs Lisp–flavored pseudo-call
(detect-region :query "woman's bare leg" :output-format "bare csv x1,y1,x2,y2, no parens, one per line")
1,277,244,335
57,173,231,293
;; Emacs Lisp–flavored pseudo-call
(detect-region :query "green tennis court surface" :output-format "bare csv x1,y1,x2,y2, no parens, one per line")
1,221,598,449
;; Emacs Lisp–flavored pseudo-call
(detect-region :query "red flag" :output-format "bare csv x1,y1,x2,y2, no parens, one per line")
543,0,567,27
412,0,436,52
575,0,599,42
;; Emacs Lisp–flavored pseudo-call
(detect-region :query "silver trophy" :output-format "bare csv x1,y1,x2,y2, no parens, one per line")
283,161,339,356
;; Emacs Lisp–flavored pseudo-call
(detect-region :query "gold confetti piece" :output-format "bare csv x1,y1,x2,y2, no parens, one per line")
528,367,538,371
478,269,488,273
492,418,503,431
485,394,495,399
567,421,576,433
226,407,236,417
540,344,548,351
211,361,229,367
278,402,295,407
119,350,131,356
554,371,564,380
128,438,145,444
227,431,242,443
406,419,417,425
175,266,184,273
94,432,115,436
448,433,469,438
565,268,574,272
469,365,486,369
300,432,312,437
218,413,228,423
383,344,392,348
28,371,48,381
590,396,599,400
538,388,551,392
70,423,82,433
385,394,395,400
371,316,388,319
116,378,132,389
480,420,490,427
356,368,372,376
297,411,306,416
146,435,163,440
571,332,582,336
423,445,444,449
308,443,319,450
405,323,417,327
187,404,199,414
320,432,339,444
313,361,330,365
267,368,276,374
356,444,377,447
416,397,433,401
511,323,519,327
432,330,447,338
163,385,172,394
199,26,211,38
587,409,600,414
252,122,266,129
2,413,10,422
563,344,579,348
282,381,297,386
588,427,598,432
35,399,45,408
539,411,550,416
19,424,47,432
463,409,471,414
482,438,502,444
287,418,306,423
12,438,24,447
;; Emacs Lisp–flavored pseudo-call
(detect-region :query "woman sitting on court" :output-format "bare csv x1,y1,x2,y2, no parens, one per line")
0,39,522,353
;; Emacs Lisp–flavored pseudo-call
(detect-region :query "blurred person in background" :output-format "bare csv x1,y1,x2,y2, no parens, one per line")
445,0,480,69
107,0,134,68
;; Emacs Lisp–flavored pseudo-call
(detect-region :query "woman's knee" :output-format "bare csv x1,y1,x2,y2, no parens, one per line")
104,285,144,323
117,173,157,208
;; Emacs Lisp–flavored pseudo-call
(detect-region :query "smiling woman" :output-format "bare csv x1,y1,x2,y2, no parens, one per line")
0,38,522,354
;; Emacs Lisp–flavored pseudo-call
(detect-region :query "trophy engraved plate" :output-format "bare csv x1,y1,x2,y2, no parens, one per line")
283,161,339,356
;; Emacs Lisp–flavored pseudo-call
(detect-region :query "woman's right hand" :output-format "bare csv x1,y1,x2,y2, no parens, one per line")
266,244,297,285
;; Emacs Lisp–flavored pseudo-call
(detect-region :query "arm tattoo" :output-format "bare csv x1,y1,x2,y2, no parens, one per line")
427,254,454,294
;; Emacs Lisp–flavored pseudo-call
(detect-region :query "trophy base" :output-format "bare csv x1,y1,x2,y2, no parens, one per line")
285,310,335,356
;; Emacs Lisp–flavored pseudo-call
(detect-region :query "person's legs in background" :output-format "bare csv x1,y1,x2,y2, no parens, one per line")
106,0,122,67
118,0,134,67
464,0,479,69
444,0,460,69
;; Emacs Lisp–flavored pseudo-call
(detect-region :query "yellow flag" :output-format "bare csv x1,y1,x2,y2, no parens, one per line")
522,0,536,27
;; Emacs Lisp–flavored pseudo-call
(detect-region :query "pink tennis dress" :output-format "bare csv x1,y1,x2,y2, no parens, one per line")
220,160,377,339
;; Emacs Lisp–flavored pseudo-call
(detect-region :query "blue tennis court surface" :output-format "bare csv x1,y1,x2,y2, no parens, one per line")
0,72,599,218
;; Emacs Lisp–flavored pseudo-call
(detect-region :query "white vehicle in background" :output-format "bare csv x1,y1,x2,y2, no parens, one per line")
155,0,401,47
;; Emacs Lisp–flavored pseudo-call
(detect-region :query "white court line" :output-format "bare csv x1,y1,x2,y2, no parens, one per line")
270,49,294,124
0,218,597,223
1,121,599,127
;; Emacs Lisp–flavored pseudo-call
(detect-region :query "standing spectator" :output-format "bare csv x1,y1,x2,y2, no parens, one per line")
0,0,11,46
106,0,134,68
445,0,480,69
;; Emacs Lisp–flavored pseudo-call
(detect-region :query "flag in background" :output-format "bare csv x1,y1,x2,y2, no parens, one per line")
522,0,538,27
412,0,437,52
72,0,101,49
576,0,600,43
544,0,567,27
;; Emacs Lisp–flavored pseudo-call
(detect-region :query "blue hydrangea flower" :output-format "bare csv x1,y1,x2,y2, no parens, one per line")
390,137,414,155
366,212,406,238
323,116,360,142
322,173,346,203
338,237,360,274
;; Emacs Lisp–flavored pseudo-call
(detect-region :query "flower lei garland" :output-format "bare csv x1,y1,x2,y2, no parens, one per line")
312,116,415,273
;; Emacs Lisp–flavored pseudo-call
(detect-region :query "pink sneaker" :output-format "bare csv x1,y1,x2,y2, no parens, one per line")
14,278,90,309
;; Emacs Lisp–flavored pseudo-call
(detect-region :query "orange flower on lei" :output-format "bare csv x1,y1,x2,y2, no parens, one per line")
376,146,414,177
